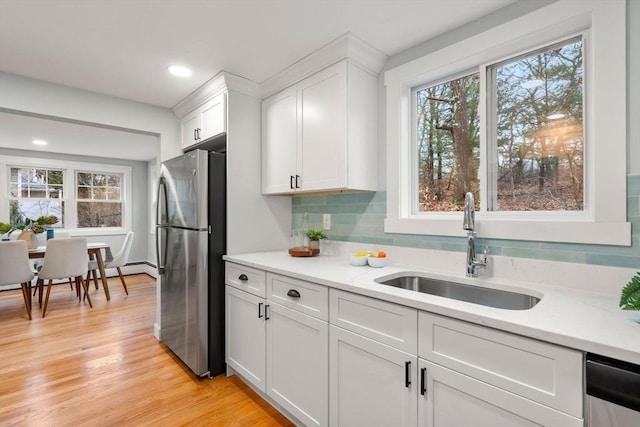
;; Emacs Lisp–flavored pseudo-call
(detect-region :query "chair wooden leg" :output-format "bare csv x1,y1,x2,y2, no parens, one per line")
78,276,92,308
20,282,32,320
117,267,129,295
92,270,99,290
42,280,53,318
69,278,74,290
36,278,43,307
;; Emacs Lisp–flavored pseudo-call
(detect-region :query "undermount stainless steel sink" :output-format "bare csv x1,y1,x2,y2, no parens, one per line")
375,274,541,310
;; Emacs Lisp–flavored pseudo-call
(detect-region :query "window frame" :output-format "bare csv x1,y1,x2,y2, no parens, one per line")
384,0,630,246
0,155,132,235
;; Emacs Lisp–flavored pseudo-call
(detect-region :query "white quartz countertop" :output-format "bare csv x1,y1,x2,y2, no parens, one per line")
224,248,640,365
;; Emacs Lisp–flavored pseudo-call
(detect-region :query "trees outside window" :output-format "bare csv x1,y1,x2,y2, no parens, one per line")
76,172,123,228
414,37,583,214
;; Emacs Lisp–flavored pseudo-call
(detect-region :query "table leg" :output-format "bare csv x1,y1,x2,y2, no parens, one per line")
94,249,111,301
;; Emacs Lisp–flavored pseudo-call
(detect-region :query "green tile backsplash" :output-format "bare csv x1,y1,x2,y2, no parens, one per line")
292,175,640,269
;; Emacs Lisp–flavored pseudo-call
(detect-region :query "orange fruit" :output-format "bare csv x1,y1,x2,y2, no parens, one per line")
377,251,386,258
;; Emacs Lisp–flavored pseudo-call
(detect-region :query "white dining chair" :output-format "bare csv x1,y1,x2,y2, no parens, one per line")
0,240,35,320
89,231,134,296
37,237,92,318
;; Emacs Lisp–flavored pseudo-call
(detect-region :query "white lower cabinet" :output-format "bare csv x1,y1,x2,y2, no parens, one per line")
225,285,266,391
329,325,417,427
267,302,328,427
226,263,584,427
419,359,583,427
225,264,328,426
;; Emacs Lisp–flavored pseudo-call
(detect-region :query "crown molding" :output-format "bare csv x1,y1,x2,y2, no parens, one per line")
261,32,388,98
172,71,261,118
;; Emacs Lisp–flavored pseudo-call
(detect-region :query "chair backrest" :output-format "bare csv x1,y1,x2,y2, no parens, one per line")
108,231,134,268
0,240,34,286
39,237,89,280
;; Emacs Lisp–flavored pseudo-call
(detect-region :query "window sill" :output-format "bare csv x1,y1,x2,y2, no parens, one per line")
384,216,631,246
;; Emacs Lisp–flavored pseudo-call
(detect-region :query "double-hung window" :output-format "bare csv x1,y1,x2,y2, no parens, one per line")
1,156,131,233
385,0,629,245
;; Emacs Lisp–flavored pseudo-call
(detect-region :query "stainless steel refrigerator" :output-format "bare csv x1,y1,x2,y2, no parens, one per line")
156,148,226,377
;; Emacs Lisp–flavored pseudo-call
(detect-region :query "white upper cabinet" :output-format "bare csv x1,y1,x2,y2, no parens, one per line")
262,60,378,194
261,86,298,193
179,92,226,150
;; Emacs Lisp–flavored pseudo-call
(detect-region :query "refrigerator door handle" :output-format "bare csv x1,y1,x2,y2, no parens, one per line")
156,176,169,274
156,225,167,274
156,176,169,226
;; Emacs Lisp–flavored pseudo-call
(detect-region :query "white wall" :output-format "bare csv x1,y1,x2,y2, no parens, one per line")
0,72,180,162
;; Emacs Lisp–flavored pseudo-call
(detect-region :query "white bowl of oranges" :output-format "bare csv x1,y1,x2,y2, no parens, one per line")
367,251,387,268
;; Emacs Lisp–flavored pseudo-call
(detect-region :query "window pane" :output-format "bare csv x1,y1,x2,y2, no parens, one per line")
107,174,121,187
77,202,122,228
77,172,92,186
93,174,107,187
107,188,120,200
9,200,64,227
493,38,584,211
415,72,480,211
77,186,90,199
93,187,107,200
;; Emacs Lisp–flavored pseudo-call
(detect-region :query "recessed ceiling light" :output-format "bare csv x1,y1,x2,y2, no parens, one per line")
32,139,48,146
168,65,192,78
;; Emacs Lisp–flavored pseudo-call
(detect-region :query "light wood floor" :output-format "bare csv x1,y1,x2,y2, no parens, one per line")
0,274,294,426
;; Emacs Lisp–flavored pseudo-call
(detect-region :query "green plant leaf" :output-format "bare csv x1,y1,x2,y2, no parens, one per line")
620,272,640,311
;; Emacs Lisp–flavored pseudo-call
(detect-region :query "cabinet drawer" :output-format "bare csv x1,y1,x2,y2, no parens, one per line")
225,262,266,298
418,311,582,418
330,289,417,354
267,273,328,321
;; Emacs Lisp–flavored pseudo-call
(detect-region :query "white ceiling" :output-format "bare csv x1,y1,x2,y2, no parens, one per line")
0,0,515,160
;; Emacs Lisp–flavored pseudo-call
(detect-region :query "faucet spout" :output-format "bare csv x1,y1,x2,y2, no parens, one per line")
463,192,487,277
463,192,474,231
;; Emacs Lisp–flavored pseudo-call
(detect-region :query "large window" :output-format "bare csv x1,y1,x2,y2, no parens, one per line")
414,37,584,214
385,0,629,245
0,156,131,233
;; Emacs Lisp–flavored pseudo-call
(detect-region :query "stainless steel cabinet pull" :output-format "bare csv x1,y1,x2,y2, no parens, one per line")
265,304,270,320
287,289,301,298
258,302,263,318
238,274,248,281
420,367,427,396
295,174,301,189
290,175,294,189
405,361,411,388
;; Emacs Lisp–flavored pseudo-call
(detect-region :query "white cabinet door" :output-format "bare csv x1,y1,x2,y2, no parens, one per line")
266,302,328,427
419,359,583,427
200,93,226,140
180,109,200,149
225,286,266,392
297,61,347,192
329,325,417,427
262,86,298,194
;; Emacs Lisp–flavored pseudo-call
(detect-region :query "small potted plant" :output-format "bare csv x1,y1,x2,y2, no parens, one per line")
620,272,640,311
306,229,327,252
0,221,13,241
13,215,59,248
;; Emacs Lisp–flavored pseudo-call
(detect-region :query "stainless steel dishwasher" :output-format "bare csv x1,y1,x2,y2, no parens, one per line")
586,353,640,426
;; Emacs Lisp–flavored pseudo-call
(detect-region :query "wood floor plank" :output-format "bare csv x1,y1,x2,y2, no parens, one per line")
0,274,294,426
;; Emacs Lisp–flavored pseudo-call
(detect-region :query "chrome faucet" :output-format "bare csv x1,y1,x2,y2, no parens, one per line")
463,192,487,277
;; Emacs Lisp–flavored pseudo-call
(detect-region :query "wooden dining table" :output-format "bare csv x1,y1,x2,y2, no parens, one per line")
28,242,113,301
